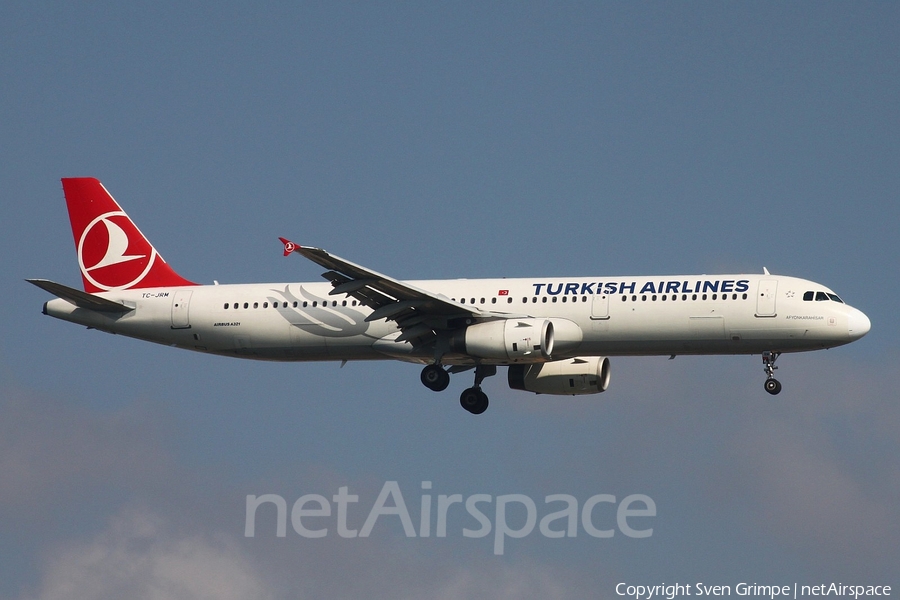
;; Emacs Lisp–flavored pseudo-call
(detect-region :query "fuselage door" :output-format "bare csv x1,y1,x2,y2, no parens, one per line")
171,289,193,329
591,292,610,320
756,279,778,317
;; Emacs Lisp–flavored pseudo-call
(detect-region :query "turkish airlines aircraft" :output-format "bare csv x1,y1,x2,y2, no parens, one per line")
30,178,871,414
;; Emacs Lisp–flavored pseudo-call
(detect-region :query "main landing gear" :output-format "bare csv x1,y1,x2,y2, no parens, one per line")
420,364,450,392
762,351,782,395
419,364,496,414
459,365,496,415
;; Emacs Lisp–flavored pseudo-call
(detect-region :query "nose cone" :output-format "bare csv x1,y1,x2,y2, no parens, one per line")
848,309,871,340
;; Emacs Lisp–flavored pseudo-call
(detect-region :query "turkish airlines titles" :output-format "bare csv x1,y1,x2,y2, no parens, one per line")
531,279,751,297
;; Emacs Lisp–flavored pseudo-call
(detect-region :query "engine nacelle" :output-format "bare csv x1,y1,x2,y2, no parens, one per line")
508,356,611,395
452,318,554,362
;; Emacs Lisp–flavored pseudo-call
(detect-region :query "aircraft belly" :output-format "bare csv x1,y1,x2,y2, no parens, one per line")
582,305,842,356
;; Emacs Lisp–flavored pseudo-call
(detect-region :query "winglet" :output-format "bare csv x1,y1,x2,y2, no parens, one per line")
279,237,299,257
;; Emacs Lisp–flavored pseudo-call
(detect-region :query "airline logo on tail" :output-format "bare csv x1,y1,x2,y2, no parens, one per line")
62,178,196,292
78,211,155,291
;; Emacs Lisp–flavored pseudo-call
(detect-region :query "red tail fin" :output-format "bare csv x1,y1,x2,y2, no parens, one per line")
62,178,196,292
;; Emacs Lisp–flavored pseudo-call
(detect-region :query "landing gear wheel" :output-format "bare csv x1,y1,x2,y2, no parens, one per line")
421,364,450,392
761,351,783,395
459,387,489,414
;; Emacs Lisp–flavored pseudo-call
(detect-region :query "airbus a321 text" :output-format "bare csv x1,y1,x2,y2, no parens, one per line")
29,178,871,414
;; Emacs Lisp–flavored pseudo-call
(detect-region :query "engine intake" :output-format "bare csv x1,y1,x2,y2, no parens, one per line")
508,356,611,395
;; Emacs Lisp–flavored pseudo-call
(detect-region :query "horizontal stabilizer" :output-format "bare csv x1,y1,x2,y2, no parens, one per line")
26,279,133,313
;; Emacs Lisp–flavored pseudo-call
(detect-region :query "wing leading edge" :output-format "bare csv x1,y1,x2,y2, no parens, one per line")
278,238,524,346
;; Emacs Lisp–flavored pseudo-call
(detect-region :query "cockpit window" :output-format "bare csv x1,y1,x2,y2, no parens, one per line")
803,290,844,303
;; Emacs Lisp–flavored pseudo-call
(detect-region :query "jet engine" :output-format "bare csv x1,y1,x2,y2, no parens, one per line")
451,318,555,362
507,356,611,395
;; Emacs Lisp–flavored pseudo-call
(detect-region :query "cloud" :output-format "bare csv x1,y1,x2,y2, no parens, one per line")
3,349,897,596
716,354,900,577
0,383,598,599
19,502,588,600
404,564,570,600
21,508,275,600
0,386,173,520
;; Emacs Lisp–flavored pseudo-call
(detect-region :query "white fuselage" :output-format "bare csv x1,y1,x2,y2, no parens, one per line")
43,273,869,365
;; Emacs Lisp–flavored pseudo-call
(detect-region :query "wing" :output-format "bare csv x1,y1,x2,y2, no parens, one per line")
279,238,520,345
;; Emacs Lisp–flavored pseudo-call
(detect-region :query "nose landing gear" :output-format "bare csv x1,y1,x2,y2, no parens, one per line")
762,351,782,395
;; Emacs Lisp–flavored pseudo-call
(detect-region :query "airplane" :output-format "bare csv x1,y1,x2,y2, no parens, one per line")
29,178,871,414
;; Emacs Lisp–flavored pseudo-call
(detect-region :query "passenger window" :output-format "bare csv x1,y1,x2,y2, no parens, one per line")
263,302,268,308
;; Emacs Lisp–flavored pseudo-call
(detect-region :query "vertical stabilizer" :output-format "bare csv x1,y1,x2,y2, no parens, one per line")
61,178,196,292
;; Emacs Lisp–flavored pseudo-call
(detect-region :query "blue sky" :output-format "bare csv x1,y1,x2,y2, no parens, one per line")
2,3,898,598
